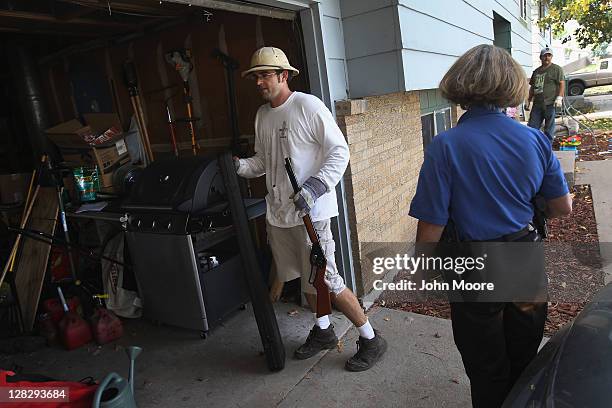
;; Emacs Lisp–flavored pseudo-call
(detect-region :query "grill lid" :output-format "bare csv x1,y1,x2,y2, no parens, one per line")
123,156,225,213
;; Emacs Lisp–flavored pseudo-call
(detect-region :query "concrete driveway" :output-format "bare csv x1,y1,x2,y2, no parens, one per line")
0,302,469,407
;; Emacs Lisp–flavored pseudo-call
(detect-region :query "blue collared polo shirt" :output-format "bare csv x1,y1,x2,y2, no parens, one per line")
409,105,569,241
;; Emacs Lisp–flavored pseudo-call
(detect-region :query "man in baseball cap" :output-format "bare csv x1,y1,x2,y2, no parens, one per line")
236,46,388,372
526,47,565,142
540,47,553,57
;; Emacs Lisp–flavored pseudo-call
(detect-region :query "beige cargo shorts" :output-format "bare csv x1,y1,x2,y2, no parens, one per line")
267,219,346,296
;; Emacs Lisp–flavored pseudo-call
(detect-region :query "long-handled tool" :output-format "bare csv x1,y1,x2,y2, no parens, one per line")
165,49,199,156
165,99,179,157
284,158,332,318
123,61,155,164
47,159,78,282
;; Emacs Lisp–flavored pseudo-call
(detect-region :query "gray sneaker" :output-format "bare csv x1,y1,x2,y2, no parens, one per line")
294,325,338,360
345,330,388,372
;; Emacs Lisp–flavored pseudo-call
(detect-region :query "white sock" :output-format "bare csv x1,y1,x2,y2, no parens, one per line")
357,319,375,340
314,313,330,330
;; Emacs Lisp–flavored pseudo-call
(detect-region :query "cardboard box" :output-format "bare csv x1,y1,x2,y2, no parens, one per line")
46,113,130,188
0,173,32,204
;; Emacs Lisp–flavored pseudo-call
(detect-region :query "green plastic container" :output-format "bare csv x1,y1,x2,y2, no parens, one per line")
73,166,100,202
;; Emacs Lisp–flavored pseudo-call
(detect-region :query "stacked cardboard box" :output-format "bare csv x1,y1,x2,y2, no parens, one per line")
46,113,130,188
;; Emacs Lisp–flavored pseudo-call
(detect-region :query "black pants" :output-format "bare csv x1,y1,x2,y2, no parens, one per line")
450,301,547,408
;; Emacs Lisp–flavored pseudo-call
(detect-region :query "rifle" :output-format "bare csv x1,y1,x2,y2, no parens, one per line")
284,158,332,318
532,194,548,238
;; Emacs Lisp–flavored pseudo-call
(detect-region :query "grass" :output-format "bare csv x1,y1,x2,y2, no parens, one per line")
589,118,612,130
584,85,612,96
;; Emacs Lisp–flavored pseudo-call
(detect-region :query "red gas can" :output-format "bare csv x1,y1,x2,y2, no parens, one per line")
37,313,59,346
43,297,80,324
90,308,123,345
56,287,91,350
58,311,93,350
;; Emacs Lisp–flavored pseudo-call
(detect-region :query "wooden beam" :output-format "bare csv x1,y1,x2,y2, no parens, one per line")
56,0,186,16
56,5,98,21
0,9,134,29
168,0,296,20
0,26,103,37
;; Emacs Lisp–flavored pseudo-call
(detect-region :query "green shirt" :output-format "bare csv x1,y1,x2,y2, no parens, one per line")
530,63,564,106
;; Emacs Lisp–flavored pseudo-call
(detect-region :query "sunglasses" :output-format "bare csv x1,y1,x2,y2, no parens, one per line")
249,71,282,81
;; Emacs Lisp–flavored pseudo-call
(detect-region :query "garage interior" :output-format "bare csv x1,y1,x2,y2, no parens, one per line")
0,0,332,405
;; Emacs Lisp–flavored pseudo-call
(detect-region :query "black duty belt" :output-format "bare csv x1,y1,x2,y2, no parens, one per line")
481,225,535,242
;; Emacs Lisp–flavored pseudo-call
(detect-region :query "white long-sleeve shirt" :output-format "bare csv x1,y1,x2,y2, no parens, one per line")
237,92,349,228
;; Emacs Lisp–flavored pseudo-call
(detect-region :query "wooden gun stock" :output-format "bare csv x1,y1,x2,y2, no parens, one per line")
285,158,332,318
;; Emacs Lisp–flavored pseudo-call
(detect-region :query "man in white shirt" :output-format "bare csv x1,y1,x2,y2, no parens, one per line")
235,47,387,372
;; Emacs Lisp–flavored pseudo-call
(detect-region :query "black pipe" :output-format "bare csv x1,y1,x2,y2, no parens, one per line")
8,43,58,164
7,226,127,268
212,49,241,153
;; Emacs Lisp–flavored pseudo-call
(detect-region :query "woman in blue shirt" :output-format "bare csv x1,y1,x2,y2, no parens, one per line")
409,44,572,408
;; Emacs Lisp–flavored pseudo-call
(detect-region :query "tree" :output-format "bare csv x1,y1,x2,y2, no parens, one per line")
591,42,609,58
538,0,612,49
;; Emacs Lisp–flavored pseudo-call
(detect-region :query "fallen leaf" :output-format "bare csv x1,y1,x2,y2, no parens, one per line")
383,317,390,322
288,309,299,316
336,341,344,353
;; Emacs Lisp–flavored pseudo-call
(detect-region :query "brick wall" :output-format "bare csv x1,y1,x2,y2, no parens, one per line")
336,92,423,296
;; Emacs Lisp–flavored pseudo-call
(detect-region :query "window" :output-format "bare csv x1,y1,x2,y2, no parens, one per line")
601,60,609,70
520,0,528,21
421,107,451,150
538,1,546,35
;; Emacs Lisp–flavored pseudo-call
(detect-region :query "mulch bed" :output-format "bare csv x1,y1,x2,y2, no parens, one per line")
379,128,609,337
553,117,612,161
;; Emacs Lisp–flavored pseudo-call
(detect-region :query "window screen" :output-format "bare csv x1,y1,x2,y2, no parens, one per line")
421,113,435,150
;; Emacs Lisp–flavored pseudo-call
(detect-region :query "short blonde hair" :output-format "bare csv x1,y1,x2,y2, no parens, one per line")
439,44,528,109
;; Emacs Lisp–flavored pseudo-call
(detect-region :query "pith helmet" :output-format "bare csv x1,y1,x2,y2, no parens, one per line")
241,47,299,78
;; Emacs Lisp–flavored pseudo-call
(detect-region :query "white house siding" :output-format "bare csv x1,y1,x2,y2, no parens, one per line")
340,0,403,98
336,0,536,97
398,1,493,91
490,0,533,71
400,0,534,89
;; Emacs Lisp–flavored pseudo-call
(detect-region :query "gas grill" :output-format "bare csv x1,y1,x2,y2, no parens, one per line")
122,156,265,336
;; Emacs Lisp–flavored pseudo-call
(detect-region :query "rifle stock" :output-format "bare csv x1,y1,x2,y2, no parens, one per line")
285,158,332,318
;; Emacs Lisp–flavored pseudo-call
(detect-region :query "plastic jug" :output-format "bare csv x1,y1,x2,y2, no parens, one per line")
91,308,123,345
93,346,142,408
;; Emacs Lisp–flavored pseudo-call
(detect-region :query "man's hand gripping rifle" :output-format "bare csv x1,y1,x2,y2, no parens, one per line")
285,158,332,318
